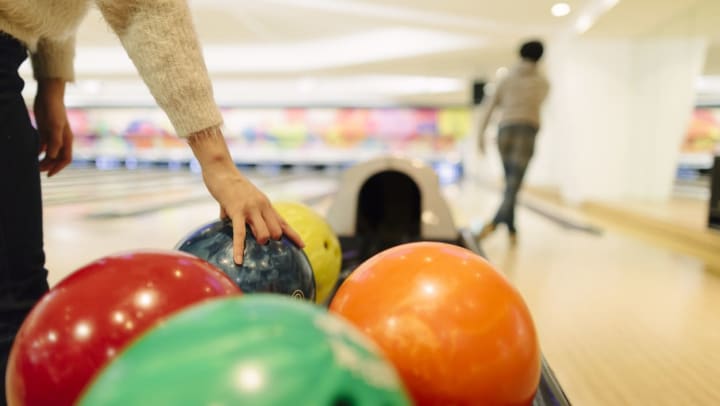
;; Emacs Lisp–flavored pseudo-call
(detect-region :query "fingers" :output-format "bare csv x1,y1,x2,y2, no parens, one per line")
44,125,63,160
248,212,270,246
47,125,73,177
280,219,305,248
202,166,303,264
40,134,62,172
39,126,62,173
38,138,47,155
219,206,228,220
262,207,283,241
227,203,294,266
231,216,246,265
40,124,73,177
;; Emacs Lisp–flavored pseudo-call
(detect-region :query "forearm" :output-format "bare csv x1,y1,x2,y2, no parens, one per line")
36,79,66,99
96,0,223,137
478,107,493,139
96,0,304,256
479,82,502,138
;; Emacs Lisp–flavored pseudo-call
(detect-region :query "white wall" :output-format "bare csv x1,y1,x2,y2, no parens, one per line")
523,36,707,203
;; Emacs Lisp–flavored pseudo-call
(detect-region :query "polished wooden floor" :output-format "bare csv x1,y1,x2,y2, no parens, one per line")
41,167,720,406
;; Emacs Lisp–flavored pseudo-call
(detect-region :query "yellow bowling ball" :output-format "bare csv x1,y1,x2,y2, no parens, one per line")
274,201,342,303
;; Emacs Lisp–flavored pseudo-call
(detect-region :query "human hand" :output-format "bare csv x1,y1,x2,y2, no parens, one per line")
188,128,304,264
35,79,74,177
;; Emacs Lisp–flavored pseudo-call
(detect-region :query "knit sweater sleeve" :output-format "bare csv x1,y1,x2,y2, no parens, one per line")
95,0,223,137
31,36,76,82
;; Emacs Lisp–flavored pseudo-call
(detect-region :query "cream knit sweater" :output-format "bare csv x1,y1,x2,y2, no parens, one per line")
0,0,222,137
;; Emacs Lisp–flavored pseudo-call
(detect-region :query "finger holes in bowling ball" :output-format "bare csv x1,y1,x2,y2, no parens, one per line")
332,394,355,406
324,240,329,250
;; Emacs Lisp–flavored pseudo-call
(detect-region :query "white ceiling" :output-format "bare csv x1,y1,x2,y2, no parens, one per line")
19,0,720,106
65,0,580,78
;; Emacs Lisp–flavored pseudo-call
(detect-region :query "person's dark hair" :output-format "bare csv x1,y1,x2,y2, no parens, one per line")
520,40,544,62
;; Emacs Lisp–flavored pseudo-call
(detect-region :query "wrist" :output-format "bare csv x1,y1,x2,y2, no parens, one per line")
188,127,236,172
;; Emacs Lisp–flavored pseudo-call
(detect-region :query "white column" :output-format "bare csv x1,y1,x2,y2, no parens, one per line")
528,36,707,203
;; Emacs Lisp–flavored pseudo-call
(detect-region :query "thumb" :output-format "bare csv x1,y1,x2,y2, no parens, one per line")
37,127,48,154
45,128,63,159
38,140,47,155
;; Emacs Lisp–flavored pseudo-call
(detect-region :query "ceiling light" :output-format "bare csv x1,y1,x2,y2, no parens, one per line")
575,15,593,33
551,3,572,17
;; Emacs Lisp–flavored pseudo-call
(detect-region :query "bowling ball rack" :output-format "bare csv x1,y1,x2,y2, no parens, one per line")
324,228,572,406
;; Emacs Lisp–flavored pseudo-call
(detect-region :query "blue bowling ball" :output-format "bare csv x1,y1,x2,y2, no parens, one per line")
175,220,316,301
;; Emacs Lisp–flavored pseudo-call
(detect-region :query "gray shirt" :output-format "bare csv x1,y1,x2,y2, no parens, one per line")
479,60,550,136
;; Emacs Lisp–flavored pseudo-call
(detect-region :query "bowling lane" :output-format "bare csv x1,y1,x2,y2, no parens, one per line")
41,168,720,406
447,179,720,406
41,166,285,206
42,167,338,286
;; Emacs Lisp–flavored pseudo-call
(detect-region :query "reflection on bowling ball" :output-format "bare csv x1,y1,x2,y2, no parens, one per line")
330,242,541,406
176,220,316,301
78,295,411,406
6,250,240,406
273,201,342,304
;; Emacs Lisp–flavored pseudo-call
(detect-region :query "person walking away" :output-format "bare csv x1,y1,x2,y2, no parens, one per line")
476,40,550,245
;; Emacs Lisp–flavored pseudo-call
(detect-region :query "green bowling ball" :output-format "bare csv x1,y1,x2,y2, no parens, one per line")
78,295,411,406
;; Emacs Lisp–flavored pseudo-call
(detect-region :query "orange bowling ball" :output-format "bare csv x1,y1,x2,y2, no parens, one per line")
329,242,541,406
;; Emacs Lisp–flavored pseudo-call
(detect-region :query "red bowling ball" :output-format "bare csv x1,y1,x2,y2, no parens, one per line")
6,250,240,406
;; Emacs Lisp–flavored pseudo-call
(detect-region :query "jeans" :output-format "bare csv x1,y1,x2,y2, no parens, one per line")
0,33,50,405
492,124,538,233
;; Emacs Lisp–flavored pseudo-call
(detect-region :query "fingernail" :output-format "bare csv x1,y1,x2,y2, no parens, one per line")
235,256,243,265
